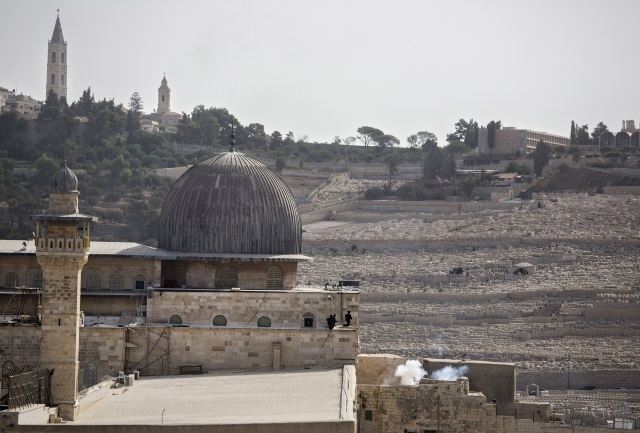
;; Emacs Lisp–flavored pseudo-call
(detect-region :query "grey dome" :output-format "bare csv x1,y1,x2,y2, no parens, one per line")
158,151,301,254
50,163,78,192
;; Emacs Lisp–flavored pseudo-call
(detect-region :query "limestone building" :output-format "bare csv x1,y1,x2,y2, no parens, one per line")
0,143,359,424
46,12,68,102
143,75,182,132
476,127,570,156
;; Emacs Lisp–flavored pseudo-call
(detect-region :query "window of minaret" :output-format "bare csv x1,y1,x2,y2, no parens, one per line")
62,75,65,85
162,95,165,102
51,74,55,85
52,52,56,63
61,52,65,63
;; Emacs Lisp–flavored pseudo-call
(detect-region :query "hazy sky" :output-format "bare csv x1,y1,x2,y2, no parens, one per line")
3,0,639,146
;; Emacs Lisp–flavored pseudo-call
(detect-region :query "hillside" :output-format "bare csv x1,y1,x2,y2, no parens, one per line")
534,167,640,192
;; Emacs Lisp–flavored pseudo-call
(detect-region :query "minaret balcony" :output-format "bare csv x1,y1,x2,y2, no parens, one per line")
36,236,90,253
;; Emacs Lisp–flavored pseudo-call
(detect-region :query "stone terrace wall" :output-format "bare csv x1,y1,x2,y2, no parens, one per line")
517,369,640,391
359,199,519,213
602,186,640,195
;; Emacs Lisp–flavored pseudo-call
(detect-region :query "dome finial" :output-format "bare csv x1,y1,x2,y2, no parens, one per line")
229,119,236,152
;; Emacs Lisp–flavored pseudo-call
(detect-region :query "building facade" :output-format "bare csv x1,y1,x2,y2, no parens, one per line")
477,127,571,156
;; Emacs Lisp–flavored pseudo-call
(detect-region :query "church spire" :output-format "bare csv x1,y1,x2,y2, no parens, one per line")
51,12,64,43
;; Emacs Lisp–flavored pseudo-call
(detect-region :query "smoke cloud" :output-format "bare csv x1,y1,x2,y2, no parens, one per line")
394,360,427,385
431,365,469,381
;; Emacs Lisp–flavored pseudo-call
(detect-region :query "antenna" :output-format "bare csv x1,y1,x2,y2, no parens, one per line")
229,119,236,152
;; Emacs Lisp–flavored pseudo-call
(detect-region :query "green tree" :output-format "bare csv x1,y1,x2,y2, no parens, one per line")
385,154,399,187
126,92,143,134
35,154,59,186
486,120,502,149
591,122,609,146
357,126,383,147
576,124,590,146
444,141,470,156
423,141,443,179
570,121,577,145
408,131,437,149
460,176,477,198
270,131,283,149
532,140,551,176
375,134,400,148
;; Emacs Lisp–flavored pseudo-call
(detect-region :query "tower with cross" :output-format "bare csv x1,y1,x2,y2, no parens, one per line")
46,10,68,102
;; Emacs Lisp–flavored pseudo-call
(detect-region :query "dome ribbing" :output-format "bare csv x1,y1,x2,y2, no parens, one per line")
158,151,301,254
50,163,78,192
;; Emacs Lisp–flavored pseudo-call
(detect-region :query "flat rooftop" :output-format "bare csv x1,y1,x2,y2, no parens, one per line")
73,369,346,425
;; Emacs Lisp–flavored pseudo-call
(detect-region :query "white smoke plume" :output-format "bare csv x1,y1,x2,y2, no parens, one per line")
394,360,427,385
431,365,469,381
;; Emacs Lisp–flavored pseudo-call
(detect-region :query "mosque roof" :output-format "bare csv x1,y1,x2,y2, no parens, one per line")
51,16,64,43
158,150,302,255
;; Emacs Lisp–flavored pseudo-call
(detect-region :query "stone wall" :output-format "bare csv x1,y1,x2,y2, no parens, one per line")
424,358,516,405
356,353,405,385
602,186,640,195
359,199,519,213
0,326,40,369
517,369,640,391
184,260,298,290
358,379,488,433
82,257,159,290
125,325,357,375
147,289,359,328
78,328,127,389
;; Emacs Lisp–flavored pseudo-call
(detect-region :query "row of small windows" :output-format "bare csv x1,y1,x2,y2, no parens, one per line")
50,74,65,85
168,314,273,327
166,314,322,328
2,266,282,290
2,272,42,288
85,274,147,291
50,52,65,63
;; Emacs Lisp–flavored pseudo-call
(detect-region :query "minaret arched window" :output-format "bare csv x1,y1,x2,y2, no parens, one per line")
162,95,165,102
51,52,56,63
61,52,65,63
62,75,65,85
51,74,55,85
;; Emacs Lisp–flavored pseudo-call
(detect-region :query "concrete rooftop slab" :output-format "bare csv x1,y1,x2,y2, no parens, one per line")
72,369,345,425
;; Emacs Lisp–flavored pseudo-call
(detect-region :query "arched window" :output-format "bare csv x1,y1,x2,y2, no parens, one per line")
134,275,147,290
2,360,16,389
162,95,165,102
257,316,271,328
109,274,124,290
212,315,227,326
86,274,101,290
61,74,65,85
169,315,183,325
51,74,55,85
302,312,315,328
32,273,43,289
84,362,97,387
61,52,65,63
4,272,19,288
266,266,283,289
215,266,238,289
51,52,56,63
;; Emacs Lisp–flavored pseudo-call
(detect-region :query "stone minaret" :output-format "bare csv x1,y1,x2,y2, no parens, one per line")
31,163,96,420
157,74,170,114
46,11,68,101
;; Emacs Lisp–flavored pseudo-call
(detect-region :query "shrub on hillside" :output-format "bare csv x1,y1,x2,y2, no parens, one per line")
364,186,384,200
